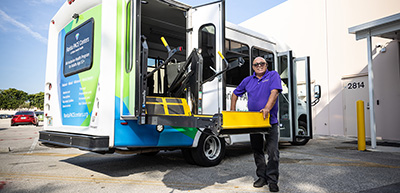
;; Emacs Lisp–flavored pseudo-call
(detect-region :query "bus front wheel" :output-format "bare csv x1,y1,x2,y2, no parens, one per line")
291,121,310,146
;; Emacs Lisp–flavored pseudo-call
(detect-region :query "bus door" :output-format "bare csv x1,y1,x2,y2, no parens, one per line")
187,0,225,114
292,56,312,144
120,0,139,119
277,51,312,143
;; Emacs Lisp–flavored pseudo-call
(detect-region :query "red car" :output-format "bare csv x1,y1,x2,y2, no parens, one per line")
11,111,38,126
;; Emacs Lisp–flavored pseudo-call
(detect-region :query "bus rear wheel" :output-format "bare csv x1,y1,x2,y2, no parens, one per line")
183,131,226,167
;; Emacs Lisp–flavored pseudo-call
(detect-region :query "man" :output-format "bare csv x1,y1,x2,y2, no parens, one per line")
230,57,282,192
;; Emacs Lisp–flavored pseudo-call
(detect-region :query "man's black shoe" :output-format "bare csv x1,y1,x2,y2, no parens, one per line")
253,178,267,188
269,183,279,192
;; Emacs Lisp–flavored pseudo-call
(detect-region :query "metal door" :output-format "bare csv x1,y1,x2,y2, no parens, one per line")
277,51,293,141
187,1,225,114
292,56,312,143
277,51,312,142
120,0,139,118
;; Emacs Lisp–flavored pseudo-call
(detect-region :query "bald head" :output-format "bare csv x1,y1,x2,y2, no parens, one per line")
253,57,267,65
252,57,268,78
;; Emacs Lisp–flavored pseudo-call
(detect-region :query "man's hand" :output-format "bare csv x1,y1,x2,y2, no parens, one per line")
260,89,279,120
260,108,270,120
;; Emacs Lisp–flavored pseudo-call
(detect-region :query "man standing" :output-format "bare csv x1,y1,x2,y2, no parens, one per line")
230,57,282,192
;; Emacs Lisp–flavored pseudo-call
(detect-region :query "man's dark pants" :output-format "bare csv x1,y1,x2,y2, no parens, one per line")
250,123,279,184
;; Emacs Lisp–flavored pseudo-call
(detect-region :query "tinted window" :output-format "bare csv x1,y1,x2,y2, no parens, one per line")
147,58,165,95
225,39,250,86
64,18,94,77
199,25,216,81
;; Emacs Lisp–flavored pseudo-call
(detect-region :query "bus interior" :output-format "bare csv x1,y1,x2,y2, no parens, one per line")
140,0,188,96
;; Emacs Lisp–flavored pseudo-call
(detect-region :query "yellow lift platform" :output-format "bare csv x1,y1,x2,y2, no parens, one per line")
145,96,271,135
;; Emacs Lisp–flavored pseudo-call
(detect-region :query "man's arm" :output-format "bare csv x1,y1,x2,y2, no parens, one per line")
260,89,279,120
230,93,238,111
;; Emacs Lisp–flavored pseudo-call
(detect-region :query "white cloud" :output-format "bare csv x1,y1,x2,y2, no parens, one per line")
0,9,47,44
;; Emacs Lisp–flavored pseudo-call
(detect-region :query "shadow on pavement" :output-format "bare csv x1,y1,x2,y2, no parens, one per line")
360,182,400,193
61,143,257,191
343,140,400,147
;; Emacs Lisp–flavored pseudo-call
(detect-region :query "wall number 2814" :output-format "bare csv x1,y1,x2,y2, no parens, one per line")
347,82,365,89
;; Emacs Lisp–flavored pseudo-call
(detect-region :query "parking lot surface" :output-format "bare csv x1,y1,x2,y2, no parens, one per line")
0,119,399,192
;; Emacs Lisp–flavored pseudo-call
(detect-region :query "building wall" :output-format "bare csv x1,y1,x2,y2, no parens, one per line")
240,0,400,140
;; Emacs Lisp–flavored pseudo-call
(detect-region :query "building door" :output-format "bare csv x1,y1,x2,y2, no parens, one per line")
342,75,370,137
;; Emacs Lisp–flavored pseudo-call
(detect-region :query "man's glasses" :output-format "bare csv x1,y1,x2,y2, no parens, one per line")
253,62,266,67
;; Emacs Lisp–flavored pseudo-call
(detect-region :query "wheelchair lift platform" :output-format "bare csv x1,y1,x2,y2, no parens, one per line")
144,96,271,135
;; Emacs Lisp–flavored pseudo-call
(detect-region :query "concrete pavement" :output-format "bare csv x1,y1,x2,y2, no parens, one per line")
0,119,400,192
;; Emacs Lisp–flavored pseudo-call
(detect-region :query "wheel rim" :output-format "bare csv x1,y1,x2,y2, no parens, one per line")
296,124,307,143
203,135,221,161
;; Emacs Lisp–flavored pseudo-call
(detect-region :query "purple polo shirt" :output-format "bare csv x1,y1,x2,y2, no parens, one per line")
233,70,282,124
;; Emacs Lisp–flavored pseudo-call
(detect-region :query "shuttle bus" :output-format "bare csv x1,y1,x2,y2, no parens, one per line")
40,0,319,166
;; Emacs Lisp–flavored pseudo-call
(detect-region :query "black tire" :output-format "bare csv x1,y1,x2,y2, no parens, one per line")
181,148,196,165
190,132,226,167
291,121,310,146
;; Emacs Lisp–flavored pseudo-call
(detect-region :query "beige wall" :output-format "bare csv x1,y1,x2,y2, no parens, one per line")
240,0,400,140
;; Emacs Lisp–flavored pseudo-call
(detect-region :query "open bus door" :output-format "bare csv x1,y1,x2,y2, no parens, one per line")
119,0,140,120
187,0,225,115
277,51,312,145
129,0,228,132
186,0,273,135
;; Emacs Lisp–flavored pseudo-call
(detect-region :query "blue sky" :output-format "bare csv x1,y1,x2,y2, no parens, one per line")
0,0,285,94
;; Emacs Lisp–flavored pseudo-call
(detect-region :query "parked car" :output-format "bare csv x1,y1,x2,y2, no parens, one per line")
0,114,6,119
35,111,44,122
11,111,38,126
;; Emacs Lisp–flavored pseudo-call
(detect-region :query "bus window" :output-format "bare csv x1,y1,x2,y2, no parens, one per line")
225,39,250,86
199,24,216,82
63,18,94,77
251,47,274,71
125,0,132,73
147,58,164,95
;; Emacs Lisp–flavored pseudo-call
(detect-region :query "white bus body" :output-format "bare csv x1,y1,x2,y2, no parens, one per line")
40,0,315,166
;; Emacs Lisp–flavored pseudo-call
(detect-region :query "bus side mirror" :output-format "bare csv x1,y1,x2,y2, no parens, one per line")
311,85,321,106
314,85,321,99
